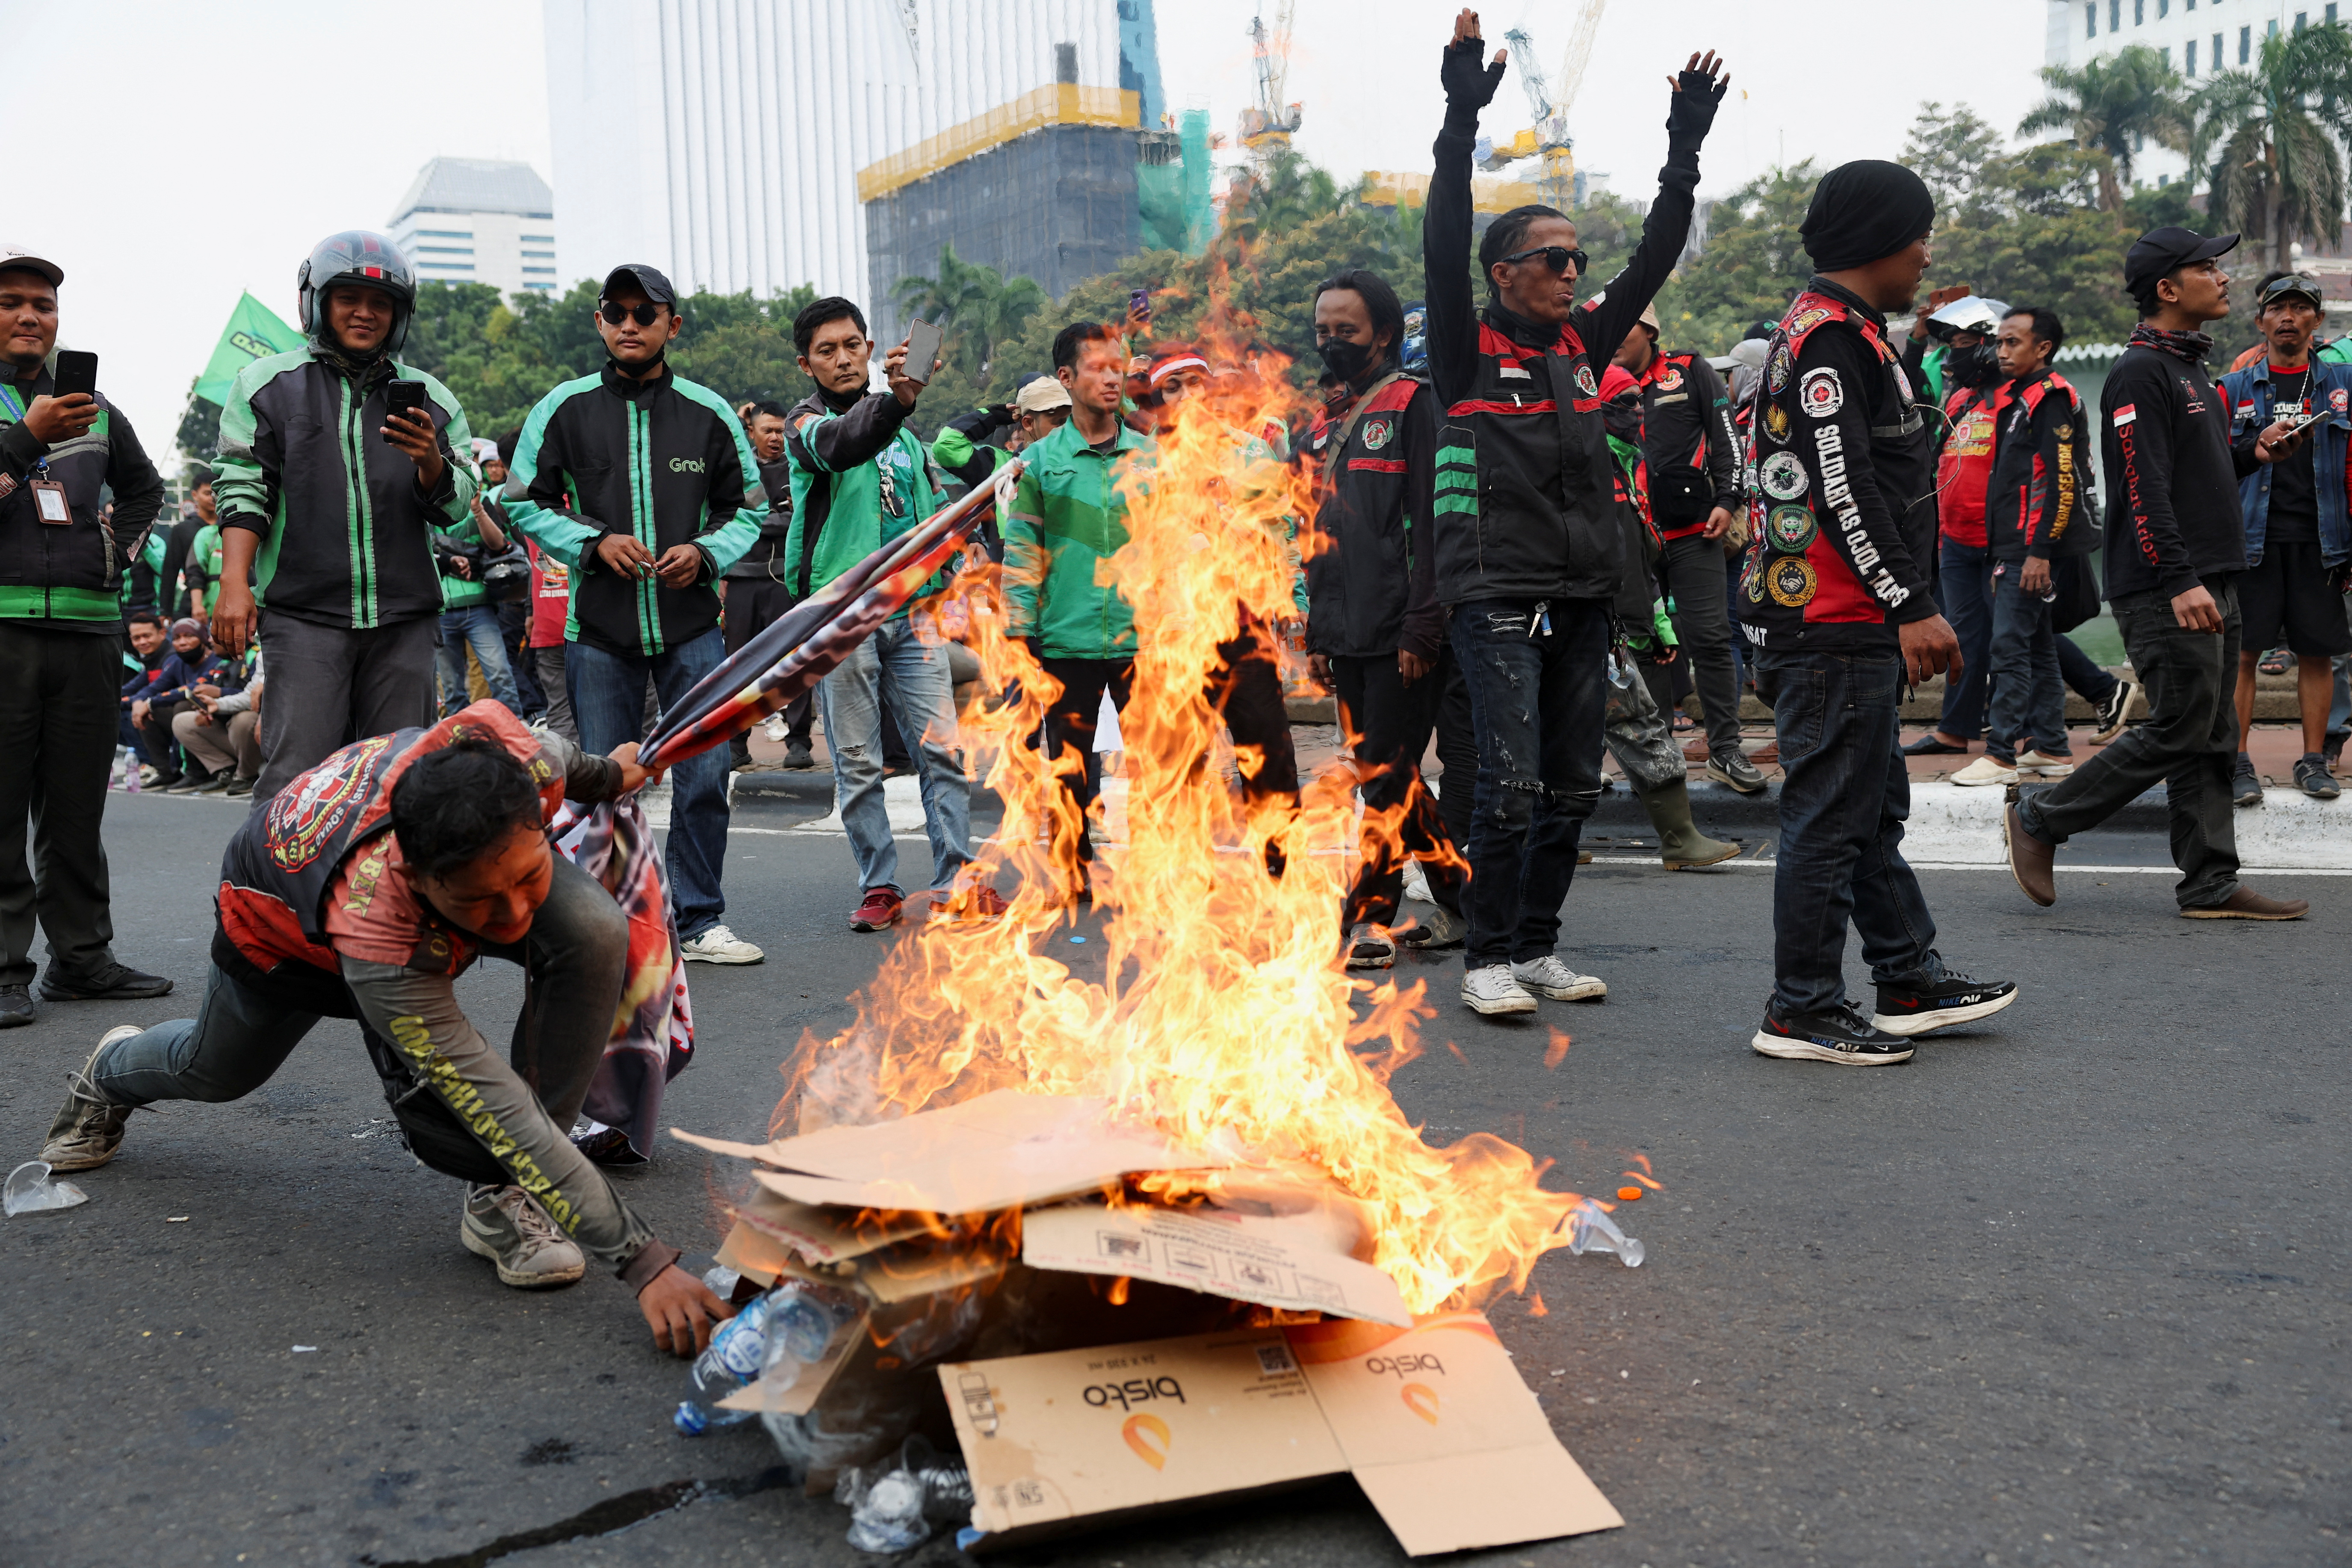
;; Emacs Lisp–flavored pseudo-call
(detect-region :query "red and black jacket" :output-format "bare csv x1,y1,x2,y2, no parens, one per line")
1934,382,2006,549
1734,281,1939,653
1635,350,1740,538
1303,368,1443,661
1985,369,2098,561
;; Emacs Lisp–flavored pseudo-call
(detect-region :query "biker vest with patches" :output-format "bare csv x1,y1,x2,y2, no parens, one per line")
1935,383,2006,549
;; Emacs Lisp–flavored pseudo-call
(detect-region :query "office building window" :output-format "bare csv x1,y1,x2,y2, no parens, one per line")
2296,9,2308,28
2112,0,2122,30
415,245,473,255
521,233,555,242
2216,32,2225,66
417,261,473,272
2159,173,2171,186
2162,44,2172,65
521,251,555,261
2135,0,2144,23
2088,0,2098,33
413,229,473,239
2332,3,2340,20
524,282,555,292
2159,0,2169,18
2271,18,2282,35
521,267,556,276
2243,23,2253,58
2187,0,2195,11
2188,38,2199,71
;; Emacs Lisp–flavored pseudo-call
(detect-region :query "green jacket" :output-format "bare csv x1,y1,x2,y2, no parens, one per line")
0,359,166,624
213,346,479,630
782,390,946,603
186,522,226,614
1003,419,1151,659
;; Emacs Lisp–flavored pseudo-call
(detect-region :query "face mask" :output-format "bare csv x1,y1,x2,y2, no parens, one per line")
1317,338,1376,382
1945,341,1999,387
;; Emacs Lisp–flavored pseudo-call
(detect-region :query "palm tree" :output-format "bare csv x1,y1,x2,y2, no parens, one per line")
2018,43,2192,210
892,245,1046,383
2194,24,2352,272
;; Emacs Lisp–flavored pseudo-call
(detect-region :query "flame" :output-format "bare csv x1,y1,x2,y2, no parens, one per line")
772,332,1590,1315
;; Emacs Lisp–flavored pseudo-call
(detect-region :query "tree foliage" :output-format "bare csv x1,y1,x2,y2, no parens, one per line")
2195,24,2352,272
2018,44,2192,210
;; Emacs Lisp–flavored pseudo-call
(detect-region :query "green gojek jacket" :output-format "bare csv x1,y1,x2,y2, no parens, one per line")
502,363,762,657
119,524,168,616
1002,417,1151,659
782,389,948,606
0,361,167,624
213,346,480,630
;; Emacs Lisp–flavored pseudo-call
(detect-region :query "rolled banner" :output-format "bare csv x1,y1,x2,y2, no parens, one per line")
638,459,1022,773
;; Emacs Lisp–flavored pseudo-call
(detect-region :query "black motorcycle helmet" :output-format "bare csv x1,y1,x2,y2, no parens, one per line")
297,230,417,354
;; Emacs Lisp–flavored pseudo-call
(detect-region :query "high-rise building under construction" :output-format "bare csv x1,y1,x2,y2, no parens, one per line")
543,0,1191,336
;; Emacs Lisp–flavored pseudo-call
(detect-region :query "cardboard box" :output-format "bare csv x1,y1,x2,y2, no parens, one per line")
1020,1200,1411,1327
940,1310,1620,1556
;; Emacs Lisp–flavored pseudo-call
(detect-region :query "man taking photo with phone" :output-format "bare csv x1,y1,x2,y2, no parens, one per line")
209,231,481,800
0,244,172,1025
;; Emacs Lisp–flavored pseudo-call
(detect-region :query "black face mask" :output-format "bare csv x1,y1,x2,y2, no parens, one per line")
1317,338,1377,383
1944,340,2000,388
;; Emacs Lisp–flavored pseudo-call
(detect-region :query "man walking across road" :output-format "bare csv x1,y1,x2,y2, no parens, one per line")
0,244,174,1025
1736,161,2019,1064
786,296,1001,932
2218,272,2352,804
504,263,767,965
210,232,480,800
2007,229,2312,920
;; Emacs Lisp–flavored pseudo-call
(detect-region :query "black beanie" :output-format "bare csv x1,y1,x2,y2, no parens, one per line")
1800,160,1938,273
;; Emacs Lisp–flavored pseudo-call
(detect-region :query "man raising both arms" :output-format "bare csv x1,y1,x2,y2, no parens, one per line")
1737,161,2019,1064
1422,10,1727,1016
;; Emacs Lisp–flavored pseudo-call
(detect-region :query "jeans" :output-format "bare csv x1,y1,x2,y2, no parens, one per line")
567,630,733,939
2017,576,2243,910
2057,634,2119,707
255,612,437,800
1447,597,1609,967
1039,656,1133,867
1935,536,1994,739
0,625,127,986
1333,651,1466,929
816,617,971,896
1433,647,1479,861
436,604,520,717
532,646,575,743
1755,646,1941,1016
500,599,543,719
1660,532,1743,759
2327,651,2349,746
1985,564,2069,761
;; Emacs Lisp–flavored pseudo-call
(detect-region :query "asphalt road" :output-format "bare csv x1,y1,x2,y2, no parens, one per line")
3,788,2346,1567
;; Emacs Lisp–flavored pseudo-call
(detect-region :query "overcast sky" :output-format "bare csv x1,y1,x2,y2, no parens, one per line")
30,0,2047,465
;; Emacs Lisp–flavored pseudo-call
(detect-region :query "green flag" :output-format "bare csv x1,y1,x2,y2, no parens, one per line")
194,292,304,406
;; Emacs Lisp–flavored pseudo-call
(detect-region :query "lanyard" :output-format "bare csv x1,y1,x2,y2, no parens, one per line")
0,383,24,424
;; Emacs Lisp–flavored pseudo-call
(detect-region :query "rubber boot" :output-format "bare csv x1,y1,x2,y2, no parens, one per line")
1640,778,1739,870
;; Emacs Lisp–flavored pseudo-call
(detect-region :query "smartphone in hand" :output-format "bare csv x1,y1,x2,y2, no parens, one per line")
901,319,943,386
384,380,428,419
51,350,96,401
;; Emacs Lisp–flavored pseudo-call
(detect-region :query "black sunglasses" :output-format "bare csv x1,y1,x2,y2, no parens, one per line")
599,301,667,326
1499,245,1590,276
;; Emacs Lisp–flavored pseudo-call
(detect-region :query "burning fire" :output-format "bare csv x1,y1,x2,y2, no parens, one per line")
774,340,1594,1314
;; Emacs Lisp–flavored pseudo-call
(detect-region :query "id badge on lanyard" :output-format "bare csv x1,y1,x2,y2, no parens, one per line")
29,461,67,525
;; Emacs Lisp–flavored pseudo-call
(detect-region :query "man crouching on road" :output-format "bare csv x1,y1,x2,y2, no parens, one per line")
35,701,732,1356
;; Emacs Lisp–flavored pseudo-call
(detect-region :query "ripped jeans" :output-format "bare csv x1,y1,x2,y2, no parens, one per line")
1447,597,1610,967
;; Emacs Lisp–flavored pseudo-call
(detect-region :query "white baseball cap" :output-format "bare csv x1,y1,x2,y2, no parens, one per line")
0,245,62,287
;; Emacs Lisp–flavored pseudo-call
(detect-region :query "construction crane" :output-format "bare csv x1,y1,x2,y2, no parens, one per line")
1237,3,1302,161
1473,0,1607,209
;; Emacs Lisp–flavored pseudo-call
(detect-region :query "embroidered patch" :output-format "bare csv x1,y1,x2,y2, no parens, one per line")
1766,504,1818,553
1743,553,1766,602
2112,405,2136,427
1362,417,1395,451
1798,367,1844,419
1762,402,1791,444
265,735,395,872
1767,345,1794,394
1654,365,1684,393
1767,555,1818,608
1758,450,1808,501
1784,306,1833,339
1573,363,1600,399
2335,387,2348,414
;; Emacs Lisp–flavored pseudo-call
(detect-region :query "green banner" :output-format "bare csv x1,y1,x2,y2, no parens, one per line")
194,292,304,406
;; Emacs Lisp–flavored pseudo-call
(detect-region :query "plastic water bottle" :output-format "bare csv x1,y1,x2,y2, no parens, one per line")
1566,1196,1645,1267
836,1436,974,1554
673,1291,773,1435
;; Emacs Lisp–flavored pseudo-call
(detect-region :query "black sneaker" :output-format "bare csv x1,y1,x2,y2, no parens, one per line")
2233,753,2263,808
163,771,212,795
2092,678,2143,745
1870,968,2019,1037
0,983,31,1027
2295,753,2341,800
38,962,174,1002
224,775,256,798
1751,1001,1914,1066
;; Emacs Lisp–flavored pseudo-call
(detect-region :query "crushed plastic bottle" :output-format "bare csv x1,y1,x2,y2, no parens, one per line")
700,1264,741,1300
835,1436,975,1554
1566,1196,1644,1267
674,1290,774,1435
4,1160,89,1216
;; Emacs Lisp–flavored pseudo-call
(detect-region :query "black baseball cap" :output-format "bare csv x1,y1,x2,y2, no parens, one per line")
2124,227,2239,297
600,263,677,309
2257,273,2327,311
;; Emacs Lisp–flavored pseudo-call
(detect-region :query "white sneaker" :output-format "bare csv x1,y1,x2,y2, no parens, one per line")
1345,922,1396,969
1510,954,1607,1001
1950,755,2019,787
680,923,764,964
762,713,788,743
1462,963,1539,1015
2016,748,2074,777
460,1184,586,1288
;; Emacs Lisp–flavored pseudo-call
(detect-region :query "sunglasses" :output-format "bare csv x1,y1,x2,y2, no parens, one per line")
1499,245,1590,276
599,301,667,326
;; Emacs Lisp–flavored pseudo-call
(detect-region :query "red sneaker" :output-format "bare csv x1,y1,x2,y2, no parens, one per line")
930,886,1010,923
848,887,903,932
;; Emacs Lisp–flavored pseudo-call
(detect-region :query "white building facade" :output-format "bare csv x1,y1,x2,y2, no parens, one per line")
387,158,560,298
541,0,1152,306
2043,0,2345,186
